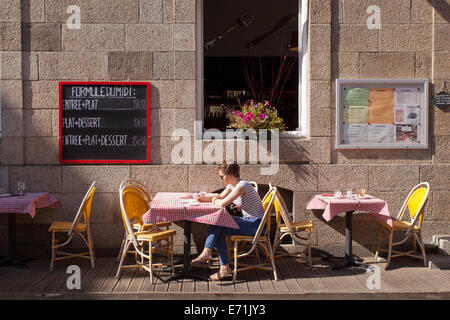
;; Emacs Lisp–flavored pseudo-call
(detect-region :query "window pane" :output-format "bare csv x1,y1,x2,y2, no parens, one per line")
203,0,299,131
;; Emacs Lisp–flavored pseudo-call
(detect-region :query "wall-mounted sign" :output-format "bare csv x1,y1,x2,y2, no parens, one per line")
335,79,429,149
435,91,450,109
59,82,150,163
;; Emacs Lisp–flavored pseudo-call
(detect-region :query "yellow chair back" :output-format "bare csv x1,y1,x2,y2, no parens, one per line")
261,187,277,235
407,187,428,226
83,185,96,224
69,181,96,236
121,186,149,230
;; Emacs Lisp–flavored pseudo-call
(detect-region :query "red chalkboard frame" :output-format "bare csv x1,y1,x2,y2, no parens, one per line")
59,81,151,164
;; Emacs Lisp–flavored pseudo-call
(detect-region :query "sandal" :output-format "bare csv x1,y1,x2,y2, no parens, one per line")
210,270,232,281
191,257,212,266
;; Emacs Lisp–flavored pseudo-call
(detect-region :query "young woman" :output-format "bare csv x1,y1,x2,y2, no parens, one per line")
192,164,264,281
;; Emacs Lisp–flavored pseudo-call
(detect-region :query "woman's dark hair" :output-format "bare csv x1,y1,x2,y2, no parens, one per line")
218,164,240,178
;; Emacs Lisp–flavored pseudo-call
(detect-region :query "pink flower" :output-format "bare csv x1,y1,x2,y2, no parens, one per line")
264,100,269,106
243,117,248,123
260,113,266,119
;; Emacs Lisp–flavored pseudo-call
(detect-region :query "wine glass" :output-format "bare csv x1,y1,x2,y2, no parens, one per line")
17,181,26,196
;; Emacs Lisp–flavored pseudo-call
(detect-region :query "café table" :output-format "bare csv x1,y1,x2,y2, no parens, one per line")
306,193,392,270
0,192,61,269
142,192,239,282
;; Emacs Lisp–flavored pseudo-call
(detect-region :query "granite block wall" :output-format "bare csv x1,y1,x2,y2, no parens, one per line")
0,0,448,258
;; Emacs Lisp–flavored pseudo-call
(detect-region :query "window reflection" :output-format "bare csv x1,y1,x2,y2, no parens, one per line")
203,0,299,131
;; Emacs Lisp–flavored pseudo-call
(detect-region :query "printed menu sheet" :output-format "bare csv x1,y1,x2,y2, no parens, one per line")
344,88,369,107
343,124,369,144
343,105,369,124
368,88,394,124
368,124,395,143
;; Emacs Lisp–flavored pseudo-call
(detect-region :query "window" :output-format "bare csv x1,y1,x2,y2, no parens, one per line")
197,0,305,135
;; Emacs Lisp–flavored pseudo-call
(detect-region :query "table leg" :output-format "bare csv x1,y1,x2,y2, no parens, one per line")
0,213,27,269
331,211,369,270
161,220,209,282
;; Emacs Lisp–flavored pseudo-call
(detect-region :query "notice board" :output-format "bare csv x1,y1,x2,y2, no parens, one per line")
335,79,429,149
59,82,150,163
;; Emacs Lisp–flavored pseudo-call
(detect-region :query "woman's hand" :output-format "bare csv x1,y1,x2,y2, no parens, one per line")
212,197,225,207
197,195,211,202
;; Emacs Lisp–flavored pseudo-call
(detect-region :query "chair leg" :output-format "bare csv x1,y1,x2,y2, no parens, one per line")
116,240,131,278
117,232,127,262
233,241,238,283
273,230,280,257
386,230,394,268
149,242,154,284
171,237,175,275
266,241,278,281
375,224,381,259
307,232,313,268
86,230,95,268
50,231,56,271
416,231,427,267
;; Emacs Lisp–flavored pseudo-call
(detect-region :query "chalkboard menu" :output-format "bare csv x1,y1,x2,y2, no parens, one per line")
335,79,429,149
59,82,150,163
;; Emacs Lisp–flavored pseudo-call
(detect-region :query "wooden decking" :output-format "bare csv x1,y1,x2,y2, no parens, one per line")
1,255,449,299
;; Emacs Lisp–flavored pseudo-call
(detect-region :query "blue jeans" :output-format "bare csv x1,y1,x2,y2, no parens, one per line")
204,216,264,265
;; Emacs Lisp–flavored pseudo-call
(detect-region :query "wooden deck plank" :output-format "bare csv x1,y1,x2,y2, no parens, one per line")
436,269,450,281
27,262,68,293
233,264,250,293
410,268,450,291
284,257,316,291
298,265,330,291
379,268,418,291
320,265,368,292
275,258,304,292
0,263,38,292
2,257,450,298
254,260,277,293
194,267,210,293
112,266,136,293
208,267,222,293
311,266,343,291
2,259,48,293
127,268,147,293
84,257,117,292
182,276,196,293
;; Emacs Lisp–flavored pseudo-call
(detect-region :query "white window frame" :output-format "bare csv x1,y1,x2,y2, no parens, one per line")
195,0,309,139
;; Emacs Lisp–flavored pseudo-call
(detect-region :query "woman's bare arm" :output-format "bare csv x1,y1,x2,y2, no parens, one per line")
197,187,231,202
213,186,246,207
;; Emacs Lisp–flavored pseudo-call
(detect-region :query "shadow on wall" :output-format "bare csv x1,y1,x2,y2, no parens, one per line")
427,0,450,23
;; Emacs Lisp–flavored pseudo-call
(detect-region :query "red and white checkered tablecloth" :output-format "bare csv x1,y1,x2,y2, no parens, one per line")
0,193,61,218
306,194,393,226
142,192,239,229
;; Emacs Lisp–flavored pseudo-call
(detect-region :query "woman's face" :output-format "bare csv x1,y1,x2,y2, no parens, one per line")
218,169,230,185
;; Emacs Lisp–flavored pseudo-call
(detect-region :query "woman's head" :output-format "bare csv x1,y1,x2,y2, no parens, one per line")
217,164,240,183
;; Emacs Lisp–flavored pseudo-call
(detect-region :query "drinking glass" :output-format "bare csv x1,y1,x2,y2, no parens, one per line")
17,181,26,196
357,188,366,198
334,191,342,198
346,190,353,199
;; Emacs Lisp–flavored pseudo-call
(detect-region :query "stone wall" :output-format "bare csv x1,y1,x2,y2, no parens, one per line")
0,0,448,258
